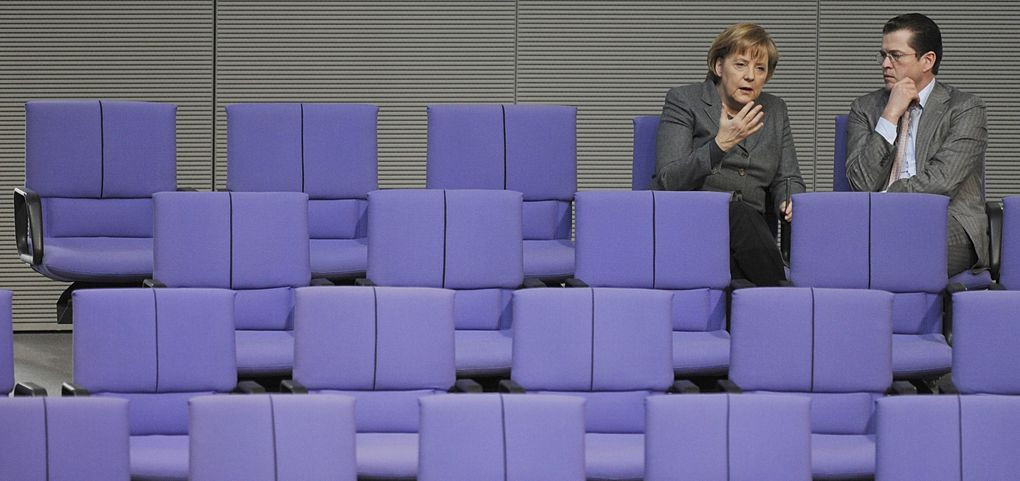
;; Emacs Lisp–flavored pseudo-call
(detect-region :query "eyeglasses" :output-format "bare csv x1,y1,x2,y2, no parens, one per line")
875,50,918,65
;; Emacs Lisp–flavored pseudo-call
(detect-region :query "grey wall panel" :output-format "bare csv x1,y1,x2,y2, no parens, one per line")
817,2,1020,198
0,1,213,330
516,1,819,191
214,1,516,189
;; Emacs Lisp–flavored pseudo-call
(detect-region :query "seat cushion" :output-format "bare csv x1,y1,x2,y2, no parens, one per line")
811,433,875,480
672,330,730,376
130,434,189,481
523,239,574,279
585,433,644,481
454,329,512,377
892,333,952,379
310,238,368,279
949,268,992,290
235,330,294,377
356,432,418,480
42,237,152,282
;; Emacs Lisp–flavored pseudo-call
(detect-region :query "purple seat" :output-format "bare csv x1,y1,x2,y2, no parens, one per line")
0,290,12,395
632,115,660,190
876,395,1020,480
189,394,357,481
152,191,311,376
227,103,377,279
511,287,674,480
1000,196,1020,289
791,192,952,379
367,189,523,376
575,190,731,375
645,394,812,481
951,290,1020,395
427,104,576,280
730,287,893,480
16,100,176,283
292,286,457,480
72,288,238,481
0,397,131,481
419,393,586,481
833,114,850,192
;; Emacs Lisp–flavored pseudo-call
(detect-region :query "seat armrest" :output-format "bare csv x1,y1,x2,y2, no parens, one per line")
564,278,588,288
233,380,266,394
716,379,742,394
355,278,375,287
310,277,335,287
988,200,1003,281
280,379,308,394
888,380,918,395
14,382,48,397
521,278,547,289
61,382,90,397
498,379,526,394
14,187,43,266
669,379,700,394
143,278,166,288
450,379,483,393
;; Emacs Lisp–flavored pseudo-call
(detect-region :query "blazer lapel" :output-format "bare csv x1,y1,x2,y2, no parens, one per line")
915,81,949,170
701,79,751,155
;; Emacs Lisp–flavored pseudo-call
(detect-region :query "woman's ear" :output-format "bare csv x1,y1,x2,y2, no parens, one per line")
714,58,724,78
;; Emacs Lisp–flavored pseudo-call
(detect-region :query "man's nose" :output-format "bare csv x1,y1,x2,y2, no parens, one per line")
881,55,894,69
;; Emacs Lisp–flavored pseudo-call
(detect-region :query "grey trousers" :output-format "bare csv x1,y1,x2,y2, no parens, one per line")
948,215,979,277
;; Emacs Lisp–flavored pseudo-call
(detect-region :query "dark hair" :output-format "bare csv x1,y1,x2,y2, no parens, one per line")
883,13,943,74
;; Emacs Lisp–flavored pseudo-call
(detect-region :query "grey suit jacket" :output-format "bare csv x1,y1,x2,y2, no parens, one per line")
846,81,989,267
653,78,805,217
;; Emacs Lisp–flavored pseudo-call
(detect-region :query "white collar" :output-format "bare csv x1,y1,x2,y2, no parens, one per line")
916,78,936,109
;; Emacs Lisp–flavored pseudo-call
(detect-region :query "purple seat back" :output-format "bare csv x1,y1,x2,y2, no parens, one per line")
870,193,948,293
731,288,891,434
951,291,1020,395
0,290,12,394
575,191,730,290
73,288,237,435
1000,196,1020,290
427,104,575,241
226,103,377,198
368,189,522,331
154,192,311,290
645,394,812,481
632,115,659,190
419,394,586,481
790,193,871,288
833,114,850,192
877,395,1020,480
189,394,357,481
0,397,131,481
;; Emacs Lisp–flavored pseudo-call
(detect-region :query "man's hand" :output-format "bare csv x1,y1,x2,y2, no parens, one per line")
882,77,919,124
779,200,793,222
715,101,764,152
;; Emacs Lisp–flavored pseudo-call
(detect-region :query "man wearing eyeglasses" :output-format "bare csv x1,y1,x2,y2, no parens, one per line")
846,13,988,276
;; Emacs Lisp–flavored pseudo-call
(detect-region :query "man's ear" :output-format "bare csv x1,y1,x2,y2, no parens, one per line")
920,51,937,74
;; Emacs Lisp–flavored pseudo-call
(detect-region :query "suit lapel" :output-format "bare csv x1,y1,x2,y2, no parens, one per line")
701,79,751,155
915,81,949,170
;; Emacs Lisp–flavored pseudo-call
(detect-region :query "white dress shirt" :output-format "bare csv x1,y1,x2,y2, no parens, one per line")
874,79,936,181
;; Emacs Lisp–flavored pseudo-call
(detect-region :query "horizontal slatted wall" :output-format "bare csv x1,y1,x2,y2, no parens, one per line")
215,1,516,189
516,1,819,191
817,2,1020,198
0,1,213,330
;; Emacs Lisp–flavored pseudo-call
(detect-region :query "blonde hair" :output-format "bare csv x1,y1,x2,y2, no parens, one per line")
706,23,779,82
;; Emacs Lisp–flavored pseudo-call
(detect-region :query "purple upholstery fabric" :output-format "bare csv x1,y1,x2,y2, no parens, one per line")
653,191,731,290
129,435,189,480
302,104,378,199
1001,196,1020,290
523,240,575,279
833,115,851,191
43,198,153,238
790,193,871,288
189,394,357,481
504,104,576,201
454,329,513,376
878,395,1020,480
730,288,815,391
585,433,645,480
25,100,103,197
0,397,131,481
631,115,659,190
235,330,294,377
444,190,524,289
645,394,812,481
672,330,729,375
101,101,176,197
811,433,876,480
226,103,304,192
367,189,446,287
153,192,232,288
575,191,654,288
308,199,367,239
355,432,419,479
0,290,13,394
231,192,311,289
870,193,949,293
43,238,152,280
419,394,585,481
311,239,368,277
952,290,1020,394
426,105,505,190
522,200,571,240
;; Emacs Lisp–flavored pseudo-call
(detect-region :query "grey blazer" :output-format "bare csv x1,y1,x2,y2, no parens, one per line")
653,78,805,216
846,81,989,267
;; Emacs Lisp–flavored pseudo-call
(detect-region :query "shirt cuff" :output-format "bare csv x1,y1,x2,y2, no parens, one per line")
875,117,897,145
709,140,726,169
